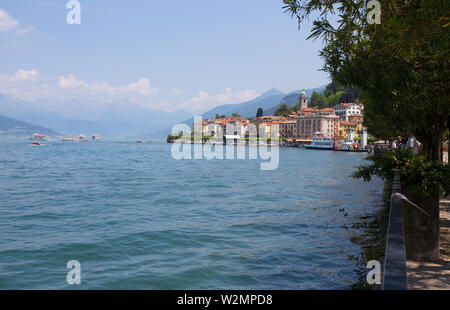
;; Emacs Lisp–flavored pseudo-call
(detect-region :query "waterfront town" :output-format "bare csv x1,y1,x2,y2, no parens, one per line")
181,91,368,151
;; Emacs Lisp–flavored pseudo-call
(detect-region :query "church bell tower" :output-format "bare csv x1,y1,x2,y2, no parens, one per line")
299,91,308,110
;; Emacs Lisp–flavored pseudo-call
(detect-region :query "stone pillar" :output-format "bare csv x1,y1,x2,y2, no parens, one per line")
361,129,368,149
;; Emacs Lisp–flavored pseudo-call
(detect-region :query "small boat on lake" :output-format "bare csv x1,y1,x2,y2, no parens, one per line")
29,133,49,141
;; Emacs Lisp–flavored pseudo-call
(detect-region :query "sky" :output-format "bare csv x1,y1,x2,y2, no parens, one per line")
0,0,330,114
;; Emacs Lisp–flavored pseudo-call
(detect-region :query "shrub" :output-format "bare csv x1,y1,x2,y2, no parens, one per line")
353,149,450,197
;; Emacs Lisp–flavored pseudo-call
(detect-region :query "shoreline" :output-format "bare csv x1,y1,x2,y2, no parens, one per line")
167,141,369,152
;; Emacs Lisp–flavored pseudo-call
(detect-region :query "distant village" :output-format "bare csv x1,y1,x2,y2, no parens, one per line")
171,91,368,151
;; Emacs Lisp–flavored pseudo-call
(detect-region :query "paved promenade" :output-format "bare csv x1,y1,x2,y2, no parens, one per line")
406,198,450,290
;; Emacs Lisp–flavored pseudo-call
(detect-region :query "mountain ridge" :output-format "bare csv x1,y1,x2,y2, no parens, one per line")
0,85,327,139
0,94,192,138
0,114,59,136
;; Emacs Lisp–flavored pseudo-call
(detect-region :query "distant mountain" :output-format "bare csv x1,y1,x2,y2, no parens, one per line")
201,88,286,119
0,85,328,139
264,86,327,115
0,114,59,136
0,94,192,138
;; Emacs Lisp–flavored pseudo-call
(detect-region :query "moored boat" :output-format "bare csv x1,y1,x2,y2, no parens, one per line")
29,133,49,141
304,132,334,150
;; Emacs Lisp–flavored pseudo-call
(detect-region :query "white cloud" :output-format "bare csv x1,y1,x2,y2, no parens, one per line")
0,69,55,101
0,69,259,114
0,9,34,34
0,70,160,104
58,74,87,88
0,9,18,32
58,74,158,96
214,87,259,104
181,87,259,112
58,74,115,94
12,69,40,81
0,69,40,84
118,78,158,95
235,89,260,102
181,91,210,111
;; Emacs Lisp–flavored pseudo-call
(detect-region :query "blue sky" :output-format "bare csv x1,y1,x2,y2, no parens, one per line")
0,0,330,113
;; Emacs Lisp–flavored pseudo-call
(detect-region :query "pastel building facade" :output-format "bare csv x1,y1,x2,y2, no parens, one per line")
297,114,340,139
333,103,363,121
273,120,297,138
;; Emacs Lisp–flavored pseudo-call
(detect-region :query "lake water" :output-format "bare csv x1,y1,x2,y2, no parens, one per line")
0,138,383,289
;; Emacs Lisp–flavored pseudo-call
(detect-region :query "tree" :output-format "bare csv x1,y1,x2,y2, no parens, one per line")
274,104,290,117
326,92,342,108
283,0,450,259
256,107,263,117
323,80,346,97
310,91,327,108
232,112,241,117
284,0,449,162
310,85,358,108
339,91,355,104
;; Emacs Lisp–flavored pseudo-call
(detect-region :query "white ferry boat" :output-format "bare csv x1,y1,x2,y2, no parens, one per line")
62,135,89,142
304,132,334,150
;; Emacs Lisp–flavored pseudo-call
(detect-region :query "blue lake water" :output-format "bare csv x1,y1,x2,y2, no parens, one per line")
0,137,383,289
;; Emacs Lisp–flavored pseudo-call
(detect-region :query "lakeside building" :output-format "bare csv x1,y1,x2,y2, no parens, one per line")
257,122,274,139
339,114,365,139
296,98,340,140
296,114,340,139
333,103,363,121
339,121,359,139
272,120,297,138
195,117,251,139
